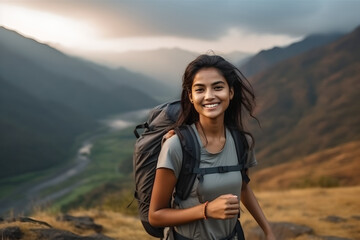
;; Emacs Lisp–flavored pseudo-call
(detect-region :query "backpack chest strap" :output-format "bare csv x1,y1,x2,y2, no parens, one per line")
193,164,244,182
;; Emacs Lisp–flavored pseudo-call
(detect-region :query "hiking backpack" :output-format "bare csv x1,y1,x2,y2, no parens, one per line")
133,100,250,238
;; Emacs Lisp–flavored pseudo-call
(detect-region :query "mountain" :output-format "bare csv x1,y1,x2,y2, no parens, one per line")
240,33,344,77
0,77,96,179
223,51,253,66
249,26,360,169
0,27,162,180
0,26,160,117
82,48,251,91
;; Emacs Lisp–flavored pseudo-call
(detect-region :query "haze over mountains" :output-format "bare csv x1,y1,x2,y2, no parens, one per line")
0,24,359,188
82,48,252,90
0,26,164,178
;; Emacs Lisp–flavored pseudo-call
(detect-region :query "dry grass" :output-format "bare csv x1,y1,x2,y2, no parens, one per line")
0,221,39,239
70,210,157,240
1,186,359,240
0,210,156,240
241,186,360,239
251,141,360,190
31,209,157,240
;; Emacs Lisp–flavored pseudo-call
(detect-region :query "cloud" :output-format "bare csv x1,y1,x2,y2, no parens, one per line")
7,0,360,40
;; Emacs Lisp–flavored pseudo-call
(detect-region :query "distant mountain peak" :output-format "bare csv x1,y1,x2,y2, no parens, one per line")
240,31,345,77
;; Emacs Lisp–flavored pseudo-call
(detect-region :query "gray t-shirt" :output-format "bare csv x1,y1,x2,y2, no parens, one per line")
157,124,257,240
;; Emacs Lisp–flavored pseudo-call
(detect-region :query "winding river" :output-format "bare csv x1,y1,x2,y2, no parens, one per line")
0,108,150,216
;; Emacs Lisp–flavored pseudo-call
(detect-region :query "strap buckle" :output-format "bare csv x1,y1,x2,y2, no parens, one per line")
218,166,228,173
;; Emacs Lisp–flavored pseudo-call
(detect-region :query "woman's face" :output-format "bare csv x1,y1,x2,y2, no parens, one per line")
189,67,234,122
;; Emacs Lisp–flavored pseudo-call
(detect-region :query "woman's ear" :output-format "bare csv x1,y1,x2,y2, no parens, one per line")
230,87,234,100
188,92,193,103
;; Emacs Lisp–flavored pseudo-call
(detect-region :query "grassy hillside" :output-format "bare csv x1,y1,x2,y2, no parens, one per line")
42,127,137,213
2,186,358,240
249,26,360,169
251,140,360,191
241,186,360,239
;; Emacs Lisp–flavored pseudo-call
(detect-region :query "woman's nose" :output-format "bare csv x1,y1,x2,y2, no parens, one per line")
205,89,215,100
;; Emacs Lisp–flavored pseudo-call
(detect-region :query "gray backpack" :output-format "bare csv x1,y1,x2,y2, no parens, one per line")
133,100,249,238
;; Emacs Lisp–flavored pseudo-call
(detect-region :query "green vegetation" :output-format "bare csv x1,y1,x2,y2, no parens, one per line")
0,127,99,200
44,126,138,214
101,186,139,216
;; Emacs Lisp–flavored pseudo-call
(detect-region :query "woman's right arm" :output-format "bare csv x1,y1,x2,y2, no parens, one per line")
148,168,205,227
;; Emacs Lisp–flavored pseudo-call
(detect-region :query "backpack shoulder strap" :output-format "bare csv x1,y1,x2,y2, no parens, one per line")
229,129,250,183
173,125,200,203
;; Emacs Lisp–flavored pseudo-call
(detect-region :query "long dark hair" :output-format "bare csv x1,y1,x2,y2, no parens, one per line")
176,54,259,147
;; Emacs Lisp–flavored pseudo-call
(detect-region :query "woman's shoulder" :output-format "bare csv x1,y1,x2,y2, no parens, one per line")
158,133,183,175
161,133,182,153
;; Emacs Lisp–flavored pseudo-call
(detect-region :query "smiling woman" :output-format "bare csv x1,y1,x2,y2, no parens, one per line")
0,3,98,49
148,54,275,240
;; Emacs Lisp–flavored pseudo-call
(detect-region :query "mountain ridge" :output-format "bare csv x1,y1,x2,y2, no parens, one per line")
0,26,171,101
249,25,360,170
0,26,160,118
0,27,161,180
240,32,344,77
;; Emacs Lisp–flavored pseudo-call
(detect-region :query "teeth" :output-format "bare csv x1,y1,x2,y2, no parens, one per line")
204,103,219,108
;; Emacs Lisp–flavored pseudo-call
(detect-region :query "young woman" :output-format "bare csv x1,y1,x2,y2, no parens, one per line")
149,54,275,240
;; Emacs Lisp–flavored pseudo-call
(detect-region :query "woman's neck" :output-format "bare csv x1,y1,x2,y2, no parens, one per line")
197,117,225,138
196,117,226,153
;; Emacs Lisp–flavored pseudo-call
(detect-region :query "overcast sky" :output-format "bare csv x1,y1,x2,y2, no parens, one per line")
1,0,359,55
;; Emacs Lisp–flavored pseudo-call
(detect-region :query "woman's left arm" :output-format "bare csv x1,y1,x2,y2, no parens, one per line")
241,173,275,240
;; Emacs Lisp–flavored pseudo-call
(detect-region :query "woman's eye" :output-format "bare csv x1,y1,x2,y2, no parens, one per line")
214,86,224,90
194,88,204,93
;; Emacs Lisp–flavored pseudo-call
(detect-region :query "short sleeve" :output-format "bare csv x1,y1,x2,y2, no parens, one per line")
157,134,183,179
245,134,258,168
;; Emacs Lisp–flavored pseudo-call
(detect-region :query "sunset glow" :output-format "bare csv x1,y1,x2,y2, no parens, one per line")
0,0,358,59
97,28,300,54
0,2,300,55
0,3,99,49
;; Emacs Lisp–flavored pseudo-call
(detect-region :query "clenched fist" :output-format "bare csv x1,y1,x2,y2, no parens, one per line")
206,194,239,219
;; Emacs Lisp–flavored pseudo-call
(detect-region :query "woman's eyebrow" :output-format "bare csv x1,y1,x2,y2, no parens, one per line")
212,81,226,86
193,81,225,87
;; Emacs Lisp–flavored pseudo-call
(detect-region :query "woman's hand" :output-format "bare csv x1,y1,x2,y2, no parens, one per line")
164,129,175,139
161,129,176,145
206,194,239,219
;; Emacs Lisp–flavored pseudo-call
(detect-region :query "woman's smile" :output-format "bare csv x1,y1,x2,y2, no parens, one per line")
203,103,220,109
